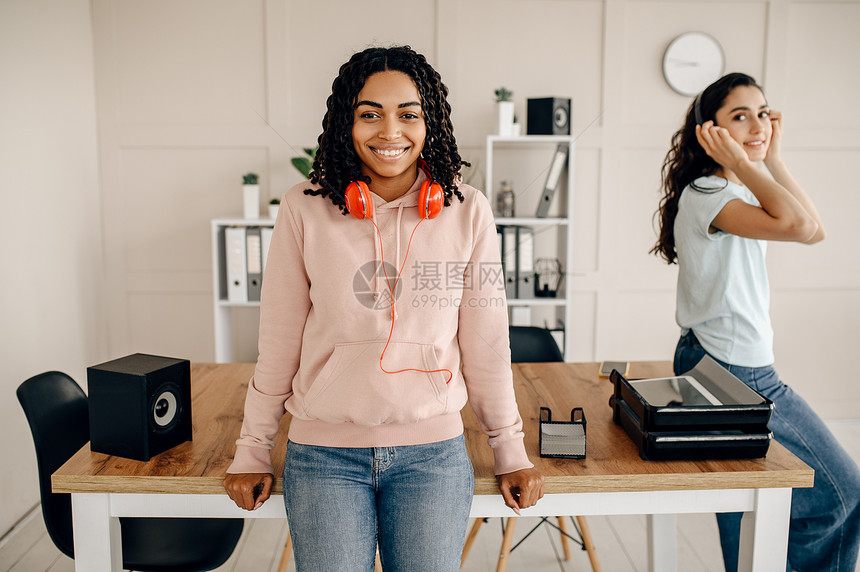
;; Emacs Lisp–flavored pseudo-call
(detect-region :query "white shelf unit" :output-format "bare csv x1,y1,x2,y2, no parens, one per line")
211,217,275,363
485,135,575,357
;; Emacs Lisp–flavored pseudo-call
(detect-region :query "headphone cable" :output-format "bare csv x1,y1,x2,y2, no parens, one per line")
367,216,454,384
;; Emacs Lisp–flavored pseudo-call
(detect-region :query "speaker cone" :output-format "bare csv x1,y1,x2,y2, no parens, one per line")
554,106,569,130
151,385,180,431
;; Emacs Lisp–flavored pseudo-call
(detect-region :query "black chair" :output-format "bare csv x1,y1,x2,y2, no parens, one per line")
461,326,601,572
508,325,565,363
16,371,245,571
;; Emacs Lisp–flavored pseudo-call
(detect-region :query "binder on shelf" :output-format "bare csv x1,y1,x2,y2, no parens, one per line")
261,226,274,275
225,226,247,303
536,144,568,218
498,225,518,298
497,225,535,299
246,227,263,302
516,226,534,299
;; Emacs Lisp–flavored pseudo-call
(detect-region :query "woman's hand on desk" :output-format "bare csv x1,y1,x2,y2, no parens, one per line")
224,473,274,511
497,468,545,515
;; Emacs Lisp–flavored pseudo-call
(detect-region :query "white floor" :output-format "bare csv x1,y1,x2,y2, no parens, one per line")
2,421,858,572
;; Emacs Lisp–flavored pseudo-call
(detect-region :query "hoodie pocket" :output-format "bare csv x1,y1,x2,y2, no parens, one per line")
300,341,449,426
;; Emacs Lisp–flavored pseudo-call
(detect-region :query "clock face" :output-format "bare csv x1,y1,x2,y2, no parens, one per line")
662,32,725,96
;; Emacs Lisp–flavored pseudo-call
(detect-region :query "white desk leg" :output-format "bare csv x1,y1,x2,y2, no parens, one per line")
737,488,792,572
71,493,122,572
647,513,677,572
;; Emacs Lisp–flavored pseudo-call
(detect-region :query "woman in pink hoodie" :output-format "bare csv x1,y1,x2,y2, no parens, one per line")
224,45,544,571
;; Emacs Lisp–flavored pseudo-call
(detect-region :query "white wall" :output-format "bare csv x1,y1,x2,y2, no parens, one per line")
3,0,859,540
0,0,105,537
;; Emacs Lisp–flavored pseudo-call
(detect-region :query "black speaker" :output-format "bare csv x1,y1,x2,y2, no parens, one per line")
87,353,192,461
527,97,571,135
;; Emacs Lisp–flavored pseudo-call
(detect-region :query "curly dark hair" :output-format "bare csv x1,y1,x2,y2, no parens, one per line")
304,45,468,214
651,72,764,264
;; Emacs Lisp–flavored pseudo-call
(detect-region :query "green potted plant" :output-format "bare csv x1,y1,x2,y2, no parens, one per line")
291,146,317,180
268,197,280,219
494,87,515,137
242,172,260,219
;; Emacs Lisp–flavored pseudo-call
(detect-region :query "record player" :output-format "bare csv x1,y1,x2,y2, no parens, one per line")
609,355,774,461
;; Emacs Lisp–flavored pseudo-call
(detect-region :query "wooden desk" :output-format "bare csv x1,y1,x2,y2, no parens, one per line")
54,362,812,572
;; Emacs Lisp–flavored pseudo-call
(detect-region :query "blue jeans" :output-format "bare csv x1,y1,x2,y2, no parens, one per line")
282,435,474,572
675,331,860,572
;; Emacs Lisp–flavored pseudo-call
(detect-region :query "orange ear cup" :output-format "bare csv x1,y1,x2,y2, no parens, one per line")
344,181,373,219
418,181,444,219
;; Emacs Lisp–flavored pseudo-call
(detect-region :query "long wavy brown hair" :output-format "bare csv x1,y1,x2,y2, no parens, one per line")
651,72,764,263
304,45,468,214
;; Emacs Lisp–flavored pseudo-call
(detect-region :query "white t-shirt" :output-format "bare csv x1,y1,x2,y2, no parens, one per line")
674,175,774,367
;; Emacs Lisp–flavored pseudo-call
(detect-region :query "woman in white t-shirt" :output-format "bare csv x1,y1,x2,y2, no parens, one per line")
653,72,859,572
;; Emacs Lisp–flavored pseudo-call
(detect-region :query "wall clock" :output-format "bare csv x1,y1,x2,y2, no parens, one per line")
662,32,725,96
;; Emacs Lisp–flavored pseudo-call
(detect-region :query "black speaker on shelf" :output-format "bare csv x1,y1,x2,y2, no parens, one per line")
88,353,192,462
527,97,571,135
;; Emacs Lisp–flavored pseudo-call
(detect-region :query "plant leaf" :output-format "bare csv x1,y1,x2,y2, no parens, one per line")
291,157,313,179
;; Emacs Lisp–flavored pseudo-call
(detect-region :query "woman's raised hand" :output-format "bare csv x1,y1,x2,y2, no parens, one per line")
764,109,784,168
696,120,749,172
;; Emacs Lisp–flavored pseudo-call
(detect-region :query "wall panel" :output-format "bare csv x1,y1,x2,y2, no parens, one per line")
119,148,269,273
614,147,667,276
113,0,267,125
784,2,860,130
127,293,214,359
2,0,105,538
601,290,678,360
771,289,860,418
622,1,768,127
447,0,604,149
767,149,860,286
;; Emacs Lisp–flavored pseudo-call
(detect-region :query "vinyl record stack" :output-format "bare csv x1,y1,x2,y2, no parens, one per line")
609,355,774,461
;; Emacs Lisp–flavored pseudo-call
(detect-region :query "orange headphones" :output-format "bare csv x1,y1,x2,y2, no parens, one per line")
344,161,444,220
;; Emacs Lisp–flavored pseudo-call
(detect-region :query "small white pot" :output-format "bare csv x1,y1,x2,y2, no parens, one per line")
497,101,515,137
243,185,260,219
268,203,280,219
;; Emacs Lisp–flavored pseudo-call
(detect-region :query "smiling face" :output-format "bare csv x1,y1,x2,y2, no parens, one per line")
352,70,426,199
713,85,772,162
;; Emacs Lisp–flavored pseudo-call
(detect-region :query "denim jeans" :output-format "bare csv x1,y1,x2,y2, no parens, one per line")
675,331,860,572
282,435,474,572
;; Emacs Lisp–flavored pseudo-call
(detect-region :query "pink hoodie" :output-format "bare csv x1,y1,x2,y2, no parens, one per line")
227,172,533,476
